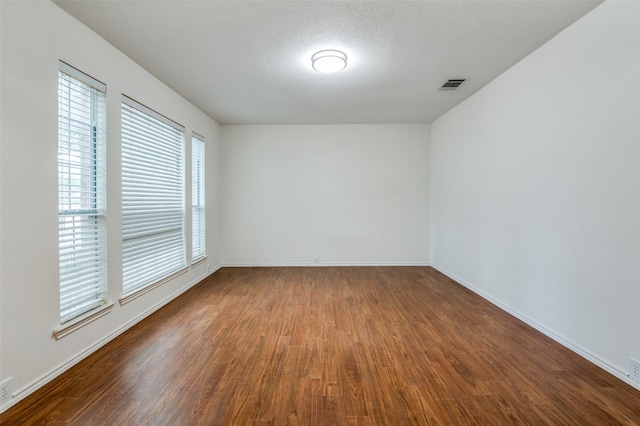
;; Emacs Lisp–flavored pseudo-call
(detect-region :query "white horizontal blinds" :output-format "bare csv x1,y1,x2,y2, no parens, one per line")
121,95,186,295
58,62,107,323
192,134,206,262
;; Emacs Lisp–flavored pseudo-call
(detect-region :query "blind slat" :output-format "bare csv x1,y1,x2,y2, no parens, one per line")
121,100,185,295
121,94,184,132
192,135,206,262
58,66,106,323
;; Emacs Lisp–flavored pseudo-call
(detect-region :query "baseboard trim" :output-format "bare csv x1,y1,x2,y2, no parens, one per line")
221,261,431,267
2,265,222,413
430,263,640,392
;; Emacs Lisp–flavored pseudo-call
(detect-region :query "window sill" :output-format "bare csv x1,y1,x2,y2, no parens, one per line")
119,266,189,306
191,255,208,268
53,302,114,340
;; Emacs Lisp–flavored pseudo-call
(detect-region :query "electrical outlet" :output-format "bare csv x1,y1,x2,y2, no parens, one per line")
0,378,12,403
314,256,319,264
630,358,640,383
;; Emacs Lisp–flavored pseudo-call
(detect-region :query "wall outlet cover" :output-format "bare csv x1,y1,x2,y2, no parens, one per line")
0,378,12,403
630,358,640,383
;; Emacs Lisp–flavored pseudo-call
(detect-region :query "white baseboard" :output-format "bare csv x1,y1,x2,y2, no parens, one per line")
1,265,222,413
430,263,640,392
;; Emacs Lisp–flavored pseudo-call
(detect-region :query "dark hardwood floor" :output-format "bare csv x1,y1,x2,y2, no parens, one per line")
2,267,639,425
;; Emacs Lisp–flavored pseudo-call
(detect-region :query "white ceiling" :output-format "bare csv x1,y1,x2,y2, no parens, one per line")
53,0,602,125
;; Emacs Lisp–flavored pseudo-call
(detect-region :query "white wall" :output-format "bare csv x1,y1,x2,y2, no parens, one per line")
0,1,221,410
431,1,640,386
221,124,430,266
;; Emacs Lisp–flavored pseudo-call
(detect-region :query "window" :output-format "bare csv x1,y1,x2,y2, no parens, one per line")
191,134,206,263
57,62,107,323
121,95,186,296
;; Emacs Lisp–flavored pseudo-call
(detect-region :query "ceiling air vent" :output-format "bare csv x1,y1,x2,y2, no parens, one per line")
439,79,466,90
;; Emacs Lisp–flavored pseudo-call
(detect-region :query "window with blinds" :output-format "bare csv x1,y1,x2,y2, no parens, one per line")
121,95,186,296
191,134,206,263
58,62,107,323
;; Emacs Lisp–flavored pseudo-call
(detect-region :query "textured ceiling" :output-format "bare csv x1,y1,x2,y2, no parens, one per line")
54,0,602,125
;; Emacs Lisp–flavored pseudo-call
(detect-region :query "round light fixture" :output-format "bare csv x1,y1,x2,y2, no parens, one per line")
311,50,347,73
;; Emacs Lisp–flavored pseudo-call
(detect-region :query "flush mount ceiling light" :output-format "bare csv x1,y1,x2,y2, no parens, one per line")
311,50,347,73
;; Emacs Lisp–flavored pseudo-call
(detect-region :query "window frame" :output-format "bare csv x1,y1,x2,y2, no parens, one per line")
120,95,187,301
57,61,108,325
191,133,206,264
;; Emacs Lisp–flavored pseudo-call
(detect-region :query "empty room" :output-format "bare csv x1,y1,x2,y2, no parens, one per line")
1,0,639,424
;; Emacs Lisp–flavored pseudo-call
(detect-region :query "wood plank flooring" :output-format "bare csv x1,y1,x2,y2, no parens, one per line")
2,267,640,425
